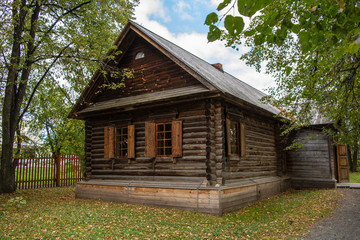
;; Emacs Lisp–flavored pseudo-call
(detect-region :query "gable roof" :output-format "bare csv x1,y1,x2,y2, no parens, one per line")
69,21,280,118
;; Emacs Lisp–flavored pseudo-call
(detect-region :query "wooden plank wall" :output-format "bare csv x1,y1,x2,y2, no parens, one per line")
92,36,202,104
86,101,209,183
223,104,279,183
287,129,332,180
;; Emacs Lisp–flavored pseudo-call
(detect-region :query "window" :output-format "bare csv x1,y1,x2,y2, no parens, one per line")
226,119,245,157
115,127,128,158
135,51,145,60
229,121,240,155
156,123,172,156
104,125,135,159
145,120,182,158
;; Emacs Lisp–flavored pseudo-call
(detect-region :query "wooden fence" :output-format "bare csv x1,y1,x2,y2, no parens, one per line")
14,154,84,189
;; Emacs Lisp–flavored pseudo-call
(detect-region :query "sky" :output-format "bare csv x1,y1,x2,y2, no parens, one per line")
133,0,275,93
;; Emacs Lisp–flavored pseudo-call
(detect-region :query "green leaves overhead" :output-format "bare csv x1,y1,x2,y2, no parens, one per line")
237,0,270,17
224,15,244,37
217,0,232,11
206,0,360,147
207,25,221,42
205,12,218,25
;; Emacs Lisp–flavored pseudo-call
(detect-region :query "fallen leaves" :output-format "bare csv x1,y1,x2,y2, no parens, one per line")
0,187,342,239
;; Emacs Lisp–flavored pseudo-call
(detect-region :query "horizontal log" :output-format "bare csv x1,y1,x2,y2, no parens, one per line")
91,169,206,177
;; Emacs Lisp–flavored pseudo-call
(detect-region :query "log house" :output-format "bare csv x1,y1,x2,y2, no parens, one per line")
70,21,344,215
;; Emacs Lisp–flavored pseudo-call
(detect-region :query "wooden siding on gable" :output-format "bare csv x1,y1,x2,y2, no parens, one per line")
92,36,203,104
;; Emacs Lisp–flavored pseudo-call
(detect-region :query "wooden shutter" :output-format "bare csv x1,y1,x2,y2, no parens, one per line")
145,122,156,158
172,120,182,157
104,127,115,158
226,118,231,156
127,125,135,158
240,123,246,157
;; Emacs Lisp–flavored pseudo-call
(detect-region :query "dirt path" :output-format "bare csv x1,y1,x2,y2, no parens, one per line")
304,188,360,240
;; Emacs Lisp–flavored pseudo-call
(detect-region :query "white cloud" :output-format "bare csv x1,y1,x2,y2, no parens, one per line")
210,0,221,7
135,0,170,23
134,1,275,93
173,1,193,20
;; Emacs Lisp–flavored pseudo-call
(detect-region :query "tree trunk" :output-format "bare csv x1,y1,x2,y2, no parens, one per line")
348,147,354,172
0,0,40,193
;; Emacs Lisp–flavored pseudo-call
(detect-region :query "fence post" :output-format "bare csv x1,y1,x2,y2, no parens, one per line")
56,153,61,187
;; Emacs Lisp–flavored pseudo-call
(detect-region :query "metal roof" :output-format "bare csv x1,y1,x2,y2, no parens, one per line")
130,21,280,115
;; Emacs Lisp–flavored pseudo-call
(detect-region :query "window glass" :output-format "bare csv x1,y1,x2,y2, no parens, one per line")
230,121,239,155
156,123,172,156
115,126,128,158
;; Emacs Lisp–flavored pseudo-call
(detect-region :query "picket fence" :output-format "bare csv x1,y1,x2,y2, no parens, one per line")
14,154,84,189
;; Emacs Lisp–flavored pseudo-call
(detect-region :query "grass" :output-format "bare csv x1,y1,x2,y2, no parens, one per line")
350,171,360,183
0,187,341,239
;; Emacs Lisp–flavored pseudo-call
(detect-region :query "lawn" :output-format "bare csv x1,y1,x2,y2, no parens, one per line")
0,187,341,239
350,171,360,183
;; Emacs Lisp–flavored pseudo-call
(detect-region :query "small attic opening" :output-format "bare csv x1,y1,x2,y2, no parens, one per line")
212,63,223,72
135,51,145,60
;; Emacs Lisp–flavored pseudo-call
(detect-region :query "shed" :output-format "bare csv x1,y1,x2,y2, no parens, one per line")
70,21,344,215
286,116,349,188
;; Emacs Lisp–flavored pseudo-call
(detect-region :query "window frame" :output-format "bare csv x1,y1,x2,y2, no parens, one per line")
145,120,182,158
104,125,135,159
226,118,246,157
115,126,129,159
229,120,240,156
155,122,173,157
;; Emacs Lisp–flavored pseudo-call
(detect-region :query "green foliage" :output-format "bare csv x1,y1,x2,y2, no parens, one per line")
350,171,360,183
0,187,341,239
206,0,360,146
0,0,139,188
27,79,85,155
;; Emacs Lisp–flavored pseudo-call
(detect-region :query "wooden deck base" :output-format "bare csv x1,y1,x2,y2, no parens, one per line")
75,176,290,215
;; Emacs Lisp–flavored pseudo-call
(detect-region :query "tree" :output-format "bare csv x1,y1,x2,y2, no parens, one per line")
27,78,85,155
0,0,139,193
205,0,360,149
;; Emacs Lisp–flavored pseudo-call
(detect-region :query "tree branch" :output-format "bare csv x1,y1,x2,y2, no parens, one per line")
33,1,91,53
18,43,72,122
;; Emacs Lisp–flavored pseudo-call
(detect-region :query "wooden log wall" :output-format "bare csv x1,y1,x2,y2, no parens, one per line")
85,101,209,183
84,98,285,185
223,104,280,184
287,129,332,180
84,122,92,179
207,100,226,185
92,35,202,104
